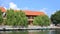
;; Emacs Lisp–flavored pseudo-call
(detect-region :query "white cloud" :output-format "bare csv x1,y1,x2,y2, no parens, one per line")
51,11,56,14
9,2,30,10
40,8,53,17
40,8,58,17
40,8,48,14
9,2,20,10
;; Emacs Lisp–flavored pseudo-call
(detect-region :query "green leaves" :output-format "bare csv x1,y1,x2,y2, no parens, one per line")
33,15,51,26
0,10,3,24
17,10,28,26
5,9,28,26
51,10,60,26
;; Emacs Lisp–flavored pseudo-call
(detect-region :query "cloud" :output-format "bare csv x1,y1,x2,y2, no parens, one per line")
9,2,29,10
51,11,56,14
40,8,58,17
40,8,53,17
0,0,29,10
9,2,20,10
40,8,48,14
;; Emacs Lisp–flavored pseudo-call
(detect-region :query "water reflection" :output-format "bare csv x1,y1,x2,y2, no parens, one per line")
28,30,50,34
0,30,60,34
55,29,60,34
0,31,28,34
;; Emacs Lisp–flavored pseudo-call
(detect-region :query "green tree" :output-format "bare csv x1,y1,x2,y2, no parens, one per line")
5,9,15,25
5,9,28,27
17,10,28,27
0,10,3,25
33,15,51,26
51,10,60,26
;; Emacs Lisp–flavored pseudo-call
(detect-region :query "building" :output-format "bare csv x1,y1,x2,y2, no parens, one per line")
0,7,6,12
24,10,45,25
0,7,45,25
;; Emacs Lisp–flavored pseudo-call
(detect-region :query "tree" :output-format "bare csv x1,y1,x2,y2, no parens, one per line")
5,9,28,27
17,10,28,27
33,15,51,26
51,10,60,26
5,9,15,25
0,10,3,25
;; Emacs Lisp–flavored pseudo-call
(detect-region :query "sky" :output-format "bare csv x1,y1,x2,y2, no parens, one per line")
0,0,60,17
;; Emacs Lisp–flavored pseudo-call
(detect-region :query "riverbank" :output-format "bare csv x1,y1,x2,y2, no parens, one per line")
0,25,60,31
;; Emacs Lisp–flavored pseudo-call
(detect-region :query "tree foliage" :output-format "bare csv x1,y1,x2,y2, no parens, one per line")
5,9,28,26
16,10,28,26
5,9,15,25
0,10,3,24
51,10,60,26
33,15,51,26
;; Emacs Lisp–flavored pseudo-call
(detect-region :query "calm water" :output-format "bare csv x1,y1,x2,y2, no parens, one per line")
0,30,60,34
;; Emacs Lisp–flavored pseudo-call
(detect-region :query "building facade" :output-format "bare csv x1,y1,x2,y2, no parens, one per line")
24,10,45,25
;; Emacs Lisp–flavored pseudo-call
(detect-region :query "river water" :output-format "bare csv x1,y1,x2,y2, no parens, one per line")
0,30,60,34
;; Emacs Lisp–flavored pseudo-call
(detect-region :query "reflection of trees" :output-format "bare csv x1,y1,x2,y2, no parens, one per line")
49,29,60,34
55,29,60,34
28,30,49,34
49,30,55,34
0,31,28,34
10,31,28,34
28,30,59,34
0,30,60,34
0,31,6,34
39,30,49,34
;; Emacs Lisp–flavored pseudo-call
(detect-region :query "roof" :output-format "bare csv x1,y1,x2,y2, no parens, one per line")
24,10,45,16
0,7,45,16
0,7,6,12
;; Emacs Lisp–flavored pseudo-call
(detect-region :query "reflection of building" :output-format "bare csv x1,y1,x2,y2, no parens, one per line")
0,7,45,25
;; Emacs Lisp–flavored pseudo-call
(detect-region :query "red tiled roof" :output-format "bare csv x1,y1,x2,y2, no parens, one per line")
0,7,6,12
24,10,45,16
0,7,45,16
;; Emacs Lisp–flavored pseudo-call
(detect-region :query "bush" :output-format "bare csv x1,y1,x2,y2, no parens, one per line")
33,15,51,26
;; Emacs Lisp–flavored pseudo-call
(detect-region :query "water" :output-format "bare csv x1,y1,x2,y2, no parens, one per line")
0,30,60,34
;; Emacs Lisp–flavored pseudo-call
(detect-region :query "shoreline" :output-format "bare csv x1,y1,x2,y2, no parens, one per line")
0,26,60,31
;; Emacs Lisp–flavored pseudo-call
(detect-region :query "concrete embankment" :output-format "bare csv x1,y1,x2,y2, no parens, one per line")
0,26,60,31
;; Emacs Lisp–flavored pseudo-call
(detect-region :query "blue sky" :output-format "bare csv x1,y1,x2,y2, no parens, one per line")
0,0,60,17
